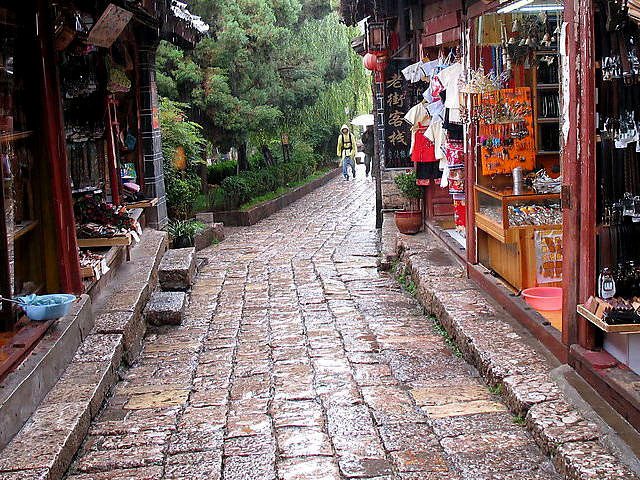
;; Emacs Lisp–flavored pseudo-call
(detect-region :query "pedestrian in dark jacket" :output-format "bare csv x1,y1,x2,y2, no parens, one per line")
361,125,374,177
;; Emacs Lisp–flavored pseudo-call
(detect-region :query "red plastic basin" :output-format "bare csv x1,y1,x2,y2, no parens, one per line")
521,287,563,311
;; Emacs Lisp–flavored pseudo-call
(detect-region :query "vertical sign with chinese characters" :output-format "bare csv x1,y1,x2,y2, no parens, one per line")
383,60,413,168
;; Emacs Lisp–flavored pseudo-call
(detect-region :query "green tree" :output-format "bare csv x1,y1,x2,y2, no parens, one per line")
158,98,206,218
157,0,370,169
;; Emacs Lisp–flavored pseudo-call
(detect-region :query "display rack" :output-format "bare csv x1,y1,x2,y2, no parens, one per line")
533,51,561,155
577,304,640,334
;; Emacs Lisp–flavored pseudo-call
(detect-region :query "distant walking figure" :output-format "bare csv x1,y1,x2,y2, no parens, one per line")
361,125,374,177
337,124,357,180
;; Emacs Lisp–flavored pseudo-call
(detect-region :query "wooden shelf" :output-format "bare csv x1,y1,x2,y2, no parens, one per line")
124,197,158,210
77,233,132,248
537,150,561,155
0,130,33,144
577,304,640,334
537,84,560,89
8,220,39,241
537,117,560,123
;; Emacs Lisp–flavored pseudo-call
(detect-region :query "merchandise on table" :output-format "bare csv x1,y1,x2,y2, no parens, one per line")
583,296,640,326
531,169,562,194
508,202,562,226
74,194,138,238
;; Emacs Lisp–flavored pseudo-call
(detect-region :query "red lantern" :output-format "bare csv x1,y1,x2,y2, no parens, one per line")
363,53,387,72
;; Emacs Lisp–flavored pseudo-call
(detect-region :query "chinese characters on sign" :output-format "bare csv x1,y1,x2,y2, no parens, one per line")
384,61,412,168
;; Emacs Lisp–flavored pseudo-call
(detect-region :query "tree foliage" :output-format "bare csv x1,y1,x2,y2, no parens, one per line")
157,0,371,167
158,98,206,218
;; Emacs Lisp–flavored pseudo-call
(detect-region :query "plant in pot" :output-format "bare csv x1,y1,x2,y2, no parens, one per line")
167,219,206,248
393,172,423,234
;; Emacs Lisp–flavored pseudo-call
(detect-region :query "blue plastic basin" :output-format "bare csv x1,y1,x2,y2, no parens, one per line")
18,294,76,321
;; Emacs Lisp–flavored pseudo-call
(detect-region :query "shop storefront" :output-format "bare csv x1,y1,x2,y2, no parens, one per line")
347,0,640,430
0,0,205,376
463,2,565,328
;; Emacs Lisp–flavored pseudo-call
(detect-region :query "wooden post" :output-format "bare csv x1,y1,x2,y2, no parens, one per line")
575,0,599,350
465,18,478,266
561,0,582,347
36,0,83,295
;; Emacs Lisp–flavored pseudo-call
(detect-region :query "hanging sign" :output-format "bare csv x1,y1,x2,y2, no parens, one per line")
534,229,563,284
87,4,133,48
383,59,413,168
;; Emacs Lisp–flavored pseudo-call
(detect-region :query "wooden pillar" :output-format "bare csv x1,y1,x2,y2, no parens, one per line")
36,0,82,295
575,0,599,350
560,0,582,347
464,18,478,266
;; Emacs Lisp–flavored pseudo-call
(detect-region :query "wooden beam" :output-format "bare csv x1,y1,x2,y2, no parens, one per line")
422,27,461,47
424,11,462,35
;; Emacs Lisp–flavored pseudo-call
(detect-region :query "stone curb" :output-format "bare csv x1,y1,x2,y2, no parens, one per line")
212,167,341,227
0,230,168,480
384,218,639,480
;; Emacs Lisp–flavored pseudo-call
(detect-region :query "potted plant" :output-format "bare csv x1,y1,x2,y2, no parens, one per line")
393,172,423,234
167,219,206,248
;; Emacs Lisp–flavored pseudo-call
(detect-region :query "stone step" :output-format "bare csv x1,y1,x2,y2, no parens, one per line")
0,229,168,480
159,247,196,291
144,291,187,326
93,228,169,364
194,213,225,251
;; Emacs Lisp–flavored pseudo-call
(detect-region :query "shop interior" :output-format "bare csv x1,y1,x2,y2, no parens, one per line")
1,2,149,343
469,2,564,331
578,0,640,375
1,4,47,335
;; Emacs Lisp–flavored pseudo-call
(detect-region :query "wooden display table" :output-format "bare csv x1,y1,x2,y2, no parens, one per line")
474,185,562,291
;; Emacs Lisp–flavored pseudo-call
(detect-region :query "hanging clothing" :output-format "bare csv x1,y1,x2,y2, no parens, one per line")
416,161,442,185
404,102,428,126
337,124,357,159
435,62,464,123
402,61,429,83
404,103,429,154
425,120,446,161
412,121,436,164
436,62,464,110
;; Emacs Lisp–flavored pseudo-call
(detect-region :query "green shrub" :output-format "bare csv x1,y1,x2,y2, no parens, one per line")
207,160,237,185
394,172,422,200
220,159,319,209
167,219,206,248
164,172,201,219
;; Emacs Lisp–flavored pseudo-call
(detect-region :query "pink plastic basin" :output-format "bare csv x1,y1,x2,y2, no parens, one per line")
521,287,562,311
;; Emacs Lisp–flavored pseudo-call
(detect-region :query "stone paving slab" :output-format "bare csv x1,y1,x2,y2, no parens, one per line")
390,215,639,479
0,230,168,480
5,169,636,480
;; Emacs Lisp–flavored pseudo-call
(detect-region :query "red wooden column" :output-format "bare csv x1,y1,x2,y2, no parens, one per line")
575,0,599,350
35,0,83,295
465,17,478,265
560,0,581,346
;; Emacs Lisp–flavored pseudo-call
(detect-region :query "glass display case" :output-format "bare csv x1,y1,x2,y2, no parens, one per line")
474,184,561,243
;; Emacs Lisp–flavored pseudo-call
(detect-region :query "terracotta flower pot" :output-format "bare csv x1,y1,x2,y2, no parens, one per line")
394,210,422,234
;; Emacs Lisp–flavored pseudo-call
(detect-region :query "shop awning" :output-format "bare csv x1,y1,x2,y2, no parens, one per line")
162,0,209,49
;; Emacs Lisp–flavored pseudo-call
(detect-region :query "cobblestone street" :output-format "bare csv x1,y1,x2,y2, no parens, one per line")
65,165,561,480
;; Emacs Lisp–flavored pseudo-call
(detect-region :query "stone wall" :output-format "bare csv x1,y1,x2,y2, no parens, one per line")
381,168,410,210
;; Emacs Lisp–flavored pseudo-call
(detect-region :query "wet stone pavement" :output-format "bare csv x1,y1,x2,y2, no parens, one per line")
64,165,562,480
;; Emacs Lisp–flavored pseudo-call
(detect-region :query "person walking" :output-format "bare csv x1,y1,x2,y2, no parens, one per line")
337,124,357,180
361,125,374,177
